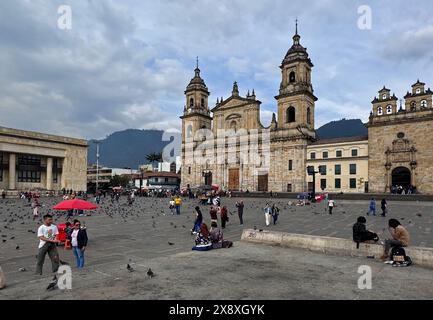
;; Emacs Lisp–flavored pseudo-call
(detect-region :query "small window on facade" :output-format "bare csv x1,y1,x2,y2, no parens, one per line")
186,125,193,138
416,88,421,94
201,98,205,108
287,107,296,123
336,150,342,158
307,107,311,125
351,149,358,157
350,164,357,175
320,165,327,175
323,151,328,159
320,179,326,190
382,94,387,100
288,160,293,171
335,178,341,189
287,184,292,192
310,152,316,159
421,100,427,108
335,165,341,175
386,105,392,114
350,178,357,189
189,98,194,107
377,107,383,115
411,102,416,111
188,167,191,175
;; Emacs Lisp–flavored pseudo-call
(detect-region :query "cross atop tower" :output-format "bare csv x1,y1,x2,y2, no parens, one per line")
295,18,298,35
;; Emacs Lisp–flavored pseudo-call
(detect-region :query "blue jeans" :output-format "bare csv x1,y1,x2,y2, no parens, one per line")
72,246,85,268
175,205,181,215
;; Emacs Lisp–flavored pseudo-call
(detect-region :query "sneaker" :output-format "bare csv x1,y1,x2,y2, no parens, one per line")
384,260,394,265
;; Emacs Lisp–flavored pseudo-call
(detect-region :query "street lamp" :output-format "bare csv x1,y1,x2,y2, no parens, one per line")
95,141,101,193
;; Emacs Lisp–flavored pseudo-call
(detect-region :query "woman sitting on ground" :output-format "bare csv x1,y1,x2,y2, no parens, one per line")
381,218,410,261
195,223,211,246
209,222,233,249
352,216,379,243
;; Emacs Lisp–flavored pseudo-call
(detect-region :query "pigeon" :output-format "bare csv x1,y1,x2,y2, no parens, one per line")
253,226,257,230
168,242,175,246
259,229,264,232
147,268,155,279
15,245,20,250
18,267,26,272
10,236,15,240
416,213,422,217
46,277,58,291
2,239,6,243
127,264,134,272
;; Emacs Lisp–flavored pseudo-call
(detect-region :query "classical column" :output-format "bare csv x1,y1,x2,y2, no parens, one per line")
46,157,53,190
8,154,16,190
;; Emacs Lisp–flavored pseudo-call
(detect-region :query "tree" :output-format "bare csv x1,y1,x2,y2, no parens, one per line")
145,152,163,168
109,175,130,188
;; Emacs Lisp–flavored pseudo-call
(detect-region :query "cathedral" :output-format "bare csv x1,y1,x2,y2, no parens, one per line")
180,26,433,194
181,25,316,193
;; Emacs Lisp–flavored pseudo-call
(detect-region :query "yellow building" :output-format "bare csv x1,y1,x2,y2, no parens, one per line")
306,136,369,193
0,126,88,196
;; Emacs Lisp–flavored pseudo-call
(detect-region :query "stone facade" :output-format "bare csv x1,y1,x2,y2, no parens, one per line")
181,27,316,192
0,126,88,194
367,81,433,194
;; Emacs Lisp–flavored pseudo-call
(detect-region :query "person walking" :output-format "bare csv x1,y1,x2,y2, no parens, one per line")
381,199,388,217
220,206,229,229
271,204,280,225
235,200,244,226
35,214,61,275
191,206,203,234
380,219,410,261
328,198,335,215
263,203,272,226
68,220,88,269
174,195,182,215
368,198,376,216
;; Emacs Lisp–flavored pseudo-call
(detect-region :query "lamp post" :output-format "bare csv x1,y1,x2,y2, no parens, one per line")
95,141,100,193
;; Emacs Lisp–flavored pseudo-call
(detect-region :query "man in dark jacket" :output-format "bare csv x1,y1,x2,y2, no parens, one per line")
353,216,379,243
67,220,88,268
236,201,244,226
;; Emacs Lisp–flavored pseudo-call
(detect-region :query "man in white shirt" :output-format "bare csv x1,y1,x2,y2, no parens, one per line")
35,214,60,275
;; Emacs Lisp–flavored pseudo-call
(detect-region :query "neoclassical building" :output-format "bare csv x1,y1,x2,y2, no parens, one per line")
181,27,316,192
180,27,433,194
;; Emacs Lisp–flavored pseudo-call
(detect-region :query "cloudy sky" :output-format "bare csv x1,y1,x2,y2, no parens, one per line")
1,0,433,139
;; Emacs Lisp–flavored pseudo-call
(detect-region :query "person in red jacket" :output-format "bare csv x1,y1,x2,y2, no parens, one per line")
220,206,229,229
209,206,218,225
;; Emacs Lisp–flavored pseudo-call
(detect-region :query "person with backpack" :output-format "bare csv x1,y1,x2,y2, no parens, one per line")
381,199,388,217
380,218,410,261
352,216,379,243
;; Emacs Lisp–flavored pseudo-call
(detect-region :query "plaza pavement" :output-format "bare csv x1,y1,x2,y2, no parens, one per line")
0,196,432,299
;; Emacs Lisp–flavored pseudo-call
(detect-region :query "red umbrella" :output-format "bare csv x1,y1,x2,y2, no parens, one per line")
53,199,98,211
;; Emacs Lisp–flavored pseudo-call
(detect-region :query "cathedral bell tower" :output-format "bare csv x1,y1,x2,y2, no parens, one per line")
275,21,317,137
181,58,212,143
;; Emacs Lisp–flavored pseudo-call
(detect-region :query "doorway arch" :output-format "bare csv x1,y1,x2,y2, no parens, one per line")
391,166,411,187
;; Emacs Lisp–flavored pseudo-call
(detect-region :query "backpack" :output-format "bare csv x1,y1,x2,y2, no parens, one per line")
390,247,412,267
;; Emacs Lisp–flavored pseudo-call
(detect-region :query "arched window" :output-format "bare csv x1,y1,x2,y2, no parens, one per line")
201,98,205,108
410,102,416,111
230,120,237,133
289,71,296,83
421,100,427,108
286,106,296,123
377,106,383,116
189,98,194,108
386,105,392,114
186,125,193,138
307,107,311,124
